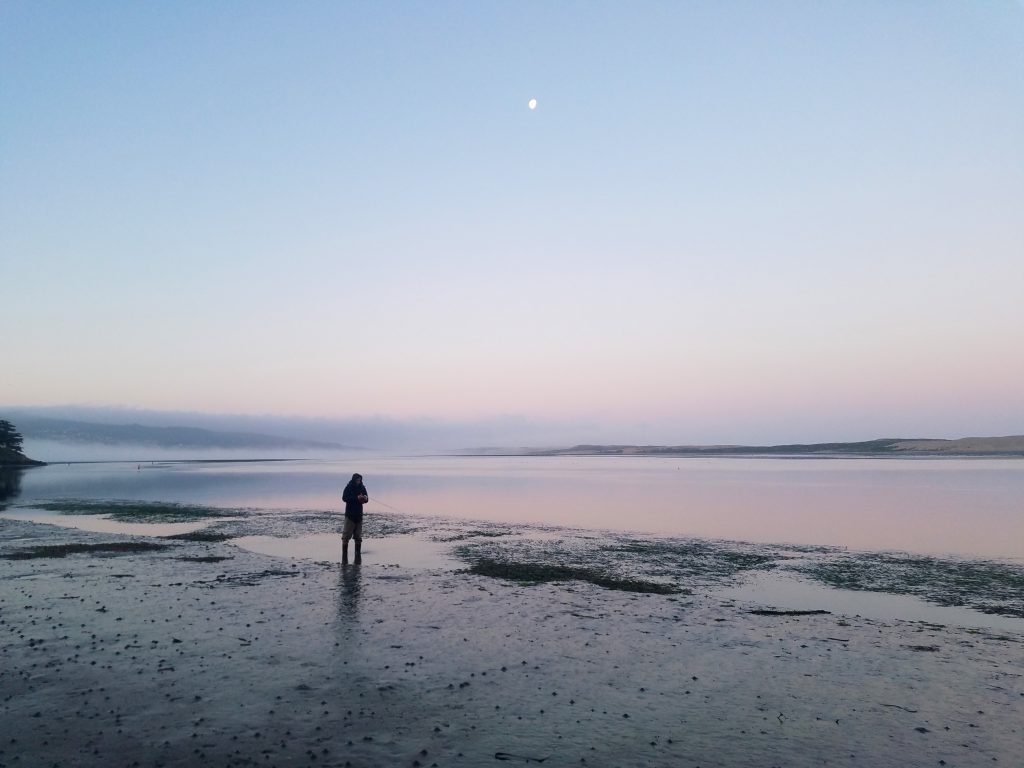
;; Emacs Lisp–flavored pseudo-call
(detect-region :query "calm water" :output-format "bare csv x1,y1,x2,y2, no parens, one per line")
4,456,1023,561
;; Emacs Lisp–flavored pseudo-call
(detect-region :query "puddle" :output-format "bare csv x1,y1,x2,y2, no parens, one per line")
720,570,1024,632
230,533,462,569
0,510,215,538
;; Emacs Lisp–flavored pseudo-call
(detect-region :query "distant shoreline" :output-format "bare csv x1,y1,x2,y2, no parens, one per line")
454,452,1024,460
460,436,1024,458
20,458,305,466
0,449,46,468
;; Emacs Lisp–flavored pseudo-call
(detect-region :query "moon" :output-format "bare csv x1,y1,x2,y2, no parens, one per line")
528,98,537,110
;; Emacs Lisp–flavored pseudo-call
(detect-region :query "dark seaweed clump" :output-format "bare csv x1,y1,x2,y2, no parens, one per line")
795,553,1024,618
31,499,240,523
437,529,513,542
455,532,788,596
597,539,784,582
466,557,683,594
3,542,170,560
163,530,235,542
225,509,424,540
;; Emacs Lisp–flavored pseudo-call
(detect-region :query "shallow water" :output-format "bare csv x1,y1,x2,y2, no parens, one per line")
0,508,215,538
6,456,1024,560
720,569,1024,632
4,463,1024,630
232,533,463,569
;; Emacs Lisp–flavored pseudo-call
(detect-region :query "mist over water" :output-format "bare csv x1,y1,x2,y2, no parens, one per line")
11,407,649,454
22,439,361,464
7,455,1024,561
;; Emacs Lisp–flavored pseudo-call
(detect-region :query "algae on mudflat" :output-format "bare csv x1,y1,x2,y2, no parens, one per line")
794,553,1024,618
465,557,684,594
3,541,170,560
30,499,240,523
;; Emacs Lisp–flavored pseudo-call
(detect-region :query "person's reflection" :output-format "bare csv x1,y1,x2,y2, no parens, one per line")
338,559,363,620
0,468,25,506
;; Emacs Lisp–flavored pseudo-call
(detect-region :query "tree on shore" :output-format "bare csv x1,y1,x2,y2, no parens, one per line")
0,420,26,456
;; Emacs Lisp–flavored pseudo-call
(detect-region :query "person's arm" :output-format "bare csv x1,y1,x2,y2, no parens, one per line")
342,485,354,504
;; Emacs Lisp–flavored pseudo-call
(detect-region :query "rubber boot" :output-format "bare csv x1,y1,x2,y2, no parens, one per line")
354,540,362,564
342,539,349,564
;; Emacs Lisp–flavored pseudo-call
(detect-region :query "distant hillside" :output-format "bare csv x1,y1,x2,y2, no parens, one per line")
513,436,1024,458
17,417,351,451
886,436,1024,454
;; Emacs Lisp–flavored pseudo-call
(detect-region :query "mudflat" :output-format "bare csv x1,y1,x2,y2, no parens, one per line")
1,514,1022,768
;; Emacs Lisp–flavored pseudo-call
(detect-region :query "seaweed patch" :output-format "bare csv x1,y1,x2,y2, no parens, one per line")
163,530,235,542
464,557,683,594
436,530,514,542
455,532,788,595
3,542,170,560
29,499,242,523
794,553,1024,618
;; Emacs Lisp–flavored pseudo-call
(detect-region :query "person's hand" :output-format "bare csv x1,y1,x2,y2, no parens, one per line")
358,494,368,504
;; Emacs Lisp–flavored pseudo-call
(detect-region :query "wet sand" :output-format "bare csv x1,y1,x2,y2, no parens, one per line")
1,515,1022,768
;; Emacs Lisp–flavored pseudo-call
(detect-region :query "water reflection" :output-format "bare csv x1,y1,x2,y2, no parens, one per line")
12,457,1024,560
721,570,1024,633
0,467,25,504
338,561,362,619
232,533,461,569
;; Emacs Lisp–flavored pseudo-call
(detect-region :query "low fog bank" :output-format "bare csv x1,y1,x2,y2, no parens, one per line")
9,404,1018,456
23,439,369,464
5,406,627,454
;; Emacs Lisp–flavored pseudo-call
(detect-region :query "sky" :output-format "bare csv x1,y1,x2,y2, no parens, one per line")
2,2,1023,446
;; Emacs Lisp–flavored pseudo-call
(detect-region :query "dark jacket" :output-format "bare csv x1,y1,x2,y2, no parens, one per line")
342,480,367,522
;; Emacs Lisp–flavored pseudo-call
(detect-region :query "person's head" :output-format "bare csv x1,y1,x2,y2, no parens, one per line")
351,473,363,483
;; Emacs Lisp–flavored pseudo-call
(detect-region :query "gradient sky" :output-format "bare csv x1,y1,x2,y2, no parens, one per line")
2,2,1022,444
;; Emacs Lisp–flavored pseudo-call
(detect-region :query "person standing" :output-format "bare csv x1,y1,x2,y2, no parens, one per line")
341,473,368,564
